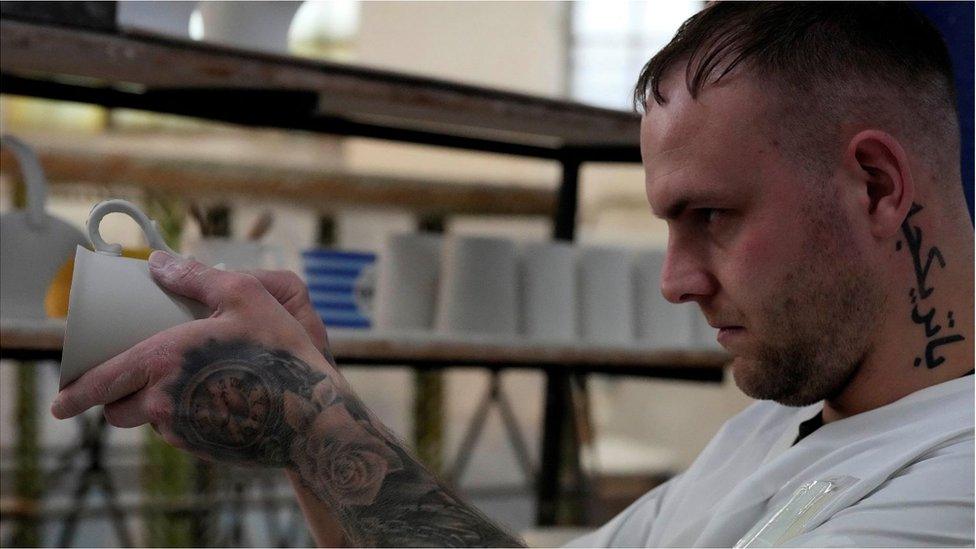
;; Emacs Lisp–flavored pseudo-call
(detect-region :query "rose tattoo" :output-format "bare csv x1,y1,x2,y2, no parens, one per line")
286,380,404,506
166,339,523,547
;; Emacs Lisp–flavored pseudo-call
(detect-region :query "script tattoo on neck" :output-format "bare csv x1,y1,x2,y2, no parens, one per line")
896,202,965,368
167,339,523,547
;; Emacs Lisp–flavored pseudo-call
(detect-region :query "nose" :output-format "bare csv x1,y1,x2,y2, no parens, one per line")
660,240,717,304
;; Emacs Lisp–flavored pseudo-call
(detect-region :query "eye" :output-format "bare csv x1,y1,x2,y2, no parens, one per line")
697,208,725,224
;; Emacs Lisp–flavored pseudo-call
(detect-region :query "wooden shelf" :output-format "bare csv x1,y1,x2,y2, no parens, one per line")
0,132,556,217
0,14,673,525
0,318,728,380
0,318,65,352
0,19,641,156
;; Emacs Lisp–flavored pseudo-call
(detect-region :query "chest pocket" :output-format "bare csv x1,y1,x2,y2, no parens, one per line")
734,476,858,548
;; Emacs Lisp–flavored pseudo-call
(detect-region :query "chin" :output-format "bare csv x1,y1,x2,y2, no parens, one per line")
729,357,824,407
728,356,759,384
728,357,762,394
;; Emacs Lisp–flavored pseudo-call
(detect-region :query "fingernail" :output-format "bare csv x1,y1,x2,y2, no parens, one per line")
149,250,174,270
51,396,64,418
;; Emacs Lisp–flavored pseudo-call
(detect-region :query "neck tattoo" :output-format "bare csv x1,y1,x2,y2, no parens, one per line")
896,202,966,369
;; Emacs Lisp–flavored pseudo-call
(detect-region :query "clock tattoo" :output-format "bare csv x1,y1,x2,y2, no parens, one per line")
184,363,274,449
167,339,325,467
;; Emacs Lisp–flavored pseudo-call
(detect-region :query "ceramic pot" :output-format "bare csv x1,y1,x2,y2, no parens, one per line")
0,135,87,320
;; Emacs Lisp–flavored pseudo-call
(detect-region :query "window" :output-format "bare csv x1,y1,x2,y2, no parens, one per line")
569,1,703,110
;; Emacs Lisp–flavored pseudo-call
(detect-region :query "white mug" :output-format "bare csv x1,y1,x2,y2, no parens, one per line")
184,237,285,271
634,250,695,349
0,135,87,319
60,200,210,389
519,241,577,342
435,235,519,337
577,246,635,345
116,1,199,40
374,233,442,332
197,1,302,54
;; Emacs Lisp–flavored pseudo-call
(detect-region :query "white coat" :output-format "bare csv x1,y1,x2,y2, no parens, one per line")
567,375,974,547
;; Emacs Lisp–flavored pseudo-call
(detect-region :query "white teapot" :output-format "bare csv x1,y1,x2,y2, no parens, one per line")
0,135,88,320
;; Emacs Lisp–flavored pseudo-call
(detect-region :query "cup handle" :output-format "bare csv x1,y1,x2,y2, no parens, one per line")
0,135,49,230
87,199,179,257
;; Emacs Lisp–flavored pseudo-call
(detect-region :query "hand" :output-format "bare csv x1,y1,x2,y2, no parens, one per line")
51,253,524,547
50,251,346,467
245,269,330,359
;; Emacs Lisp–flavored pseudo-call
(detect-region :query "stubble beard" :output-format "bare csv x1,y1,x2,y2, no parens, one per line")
730,203,884,407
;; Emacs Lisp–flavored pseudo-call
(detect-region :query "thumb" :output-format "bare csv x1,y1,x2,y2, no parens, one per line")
148,250,258,311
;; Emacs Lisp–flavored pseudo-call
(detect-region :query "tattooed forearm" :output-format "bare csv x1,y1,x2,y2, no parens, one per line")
167,341,326,466
167,339,524,547
896,202,966,368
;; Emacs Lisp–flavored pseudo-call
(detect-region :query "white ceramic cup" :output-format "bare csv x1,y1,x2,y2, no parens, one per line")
435,235,519,337
374,233,442,331
577,246,635,345
634,249,696,349
184,237,284,271
60,200,210,389
198,0,302,54
519,241,577,342
0,135,87,319
116,1,199,39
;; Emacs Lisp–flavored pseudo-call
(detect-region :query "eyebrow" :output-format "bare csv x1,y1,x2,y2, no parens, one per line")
657,198,690,220
653,191,712,220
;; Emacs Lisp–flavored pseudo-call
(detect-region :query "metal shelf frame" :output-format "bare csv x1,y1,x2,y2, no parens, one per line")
0,15,716,529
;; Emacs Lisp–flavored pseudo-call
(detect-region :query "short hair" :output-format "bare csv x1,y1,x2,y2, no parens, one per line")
634,2,960,180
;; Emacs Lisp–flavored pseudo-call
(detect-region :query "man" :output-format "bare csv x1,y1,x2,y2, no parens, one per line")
51,2,973,547
565,2,973,546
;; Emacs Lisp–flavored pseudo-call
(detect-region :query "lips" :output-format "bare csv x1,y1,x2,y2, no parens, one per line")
702,311,746,346
716,326,745,346
707,318,744,330
704,316,746,345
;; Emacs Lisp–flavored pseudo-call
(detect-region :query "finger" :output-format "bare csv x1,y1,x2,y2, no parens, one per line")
52,317,221,419
245,269,307,309
246,269,331,350
149,251,270,312
150,422,213,464
102,391,147,428
103,387,173,429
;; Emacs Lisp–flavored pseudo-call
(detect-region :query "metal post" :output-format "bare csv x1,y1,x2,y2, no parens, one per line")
553,158,581,242
415,217,447,475
536,157,582,525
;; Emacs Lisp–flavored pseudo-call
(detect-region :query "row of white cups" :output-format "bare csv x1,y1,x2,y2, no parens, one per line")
374,233,722,350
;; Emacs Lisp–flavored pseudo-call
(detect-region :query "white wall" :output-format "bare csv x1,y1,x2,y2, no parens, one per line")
357,1,566,95
345,1,564,184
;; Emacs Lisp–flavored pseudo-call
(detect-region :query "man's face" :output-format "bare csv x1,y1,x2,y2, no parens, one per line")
641,74,883,406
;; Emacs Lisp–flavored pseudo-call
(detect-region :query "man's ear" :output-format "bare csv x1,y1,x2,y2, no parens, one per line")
842,129,915,239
